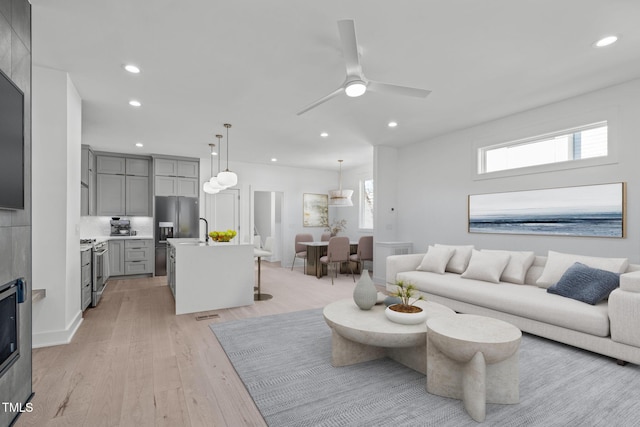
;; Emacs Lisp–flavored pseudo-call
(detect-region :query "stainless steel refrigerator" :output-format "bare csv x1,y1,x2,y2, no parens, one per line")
154,196,199,276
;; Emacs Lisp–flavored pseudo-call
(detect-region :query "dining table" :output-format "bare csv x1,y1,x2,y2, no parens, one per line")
300,240,360,278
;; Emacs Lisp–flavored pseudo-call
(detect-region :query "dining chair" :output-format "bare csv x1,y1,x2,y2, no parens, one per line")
319,236,354,285
291,233,313,272
321,233,332,242
350,235,373,273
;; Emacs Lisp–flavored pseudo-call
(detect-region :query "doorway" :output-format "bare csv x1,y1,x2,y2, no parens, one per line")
253,191,283,262
205,188,241,240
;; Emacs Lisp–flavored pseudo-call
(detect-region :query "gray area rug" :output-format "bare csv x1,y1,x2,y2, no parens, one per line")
210,309,640,426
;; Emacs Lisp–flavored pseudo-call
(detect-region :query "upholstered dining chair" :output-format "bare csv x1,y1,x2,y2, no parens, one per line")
350,235,373,273
319,236,354,285
321,233,332,242
291,233,313,272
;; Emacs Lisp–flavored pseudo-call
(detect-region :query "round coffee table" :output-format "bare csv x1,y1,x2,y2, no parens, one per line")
426,314,522,422
323,298,455,374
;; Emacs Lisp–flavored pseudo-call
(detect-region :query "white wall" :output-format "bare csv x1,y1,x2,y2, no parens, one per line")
390,78,640,262
198,160,340,268
330,162,374,241
32,66,83,347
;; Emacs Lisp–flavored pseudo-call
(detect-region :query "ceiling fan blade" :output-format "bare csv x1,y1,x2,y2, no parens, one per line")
296,87,344,115
337,19,362,77
367,80,431,98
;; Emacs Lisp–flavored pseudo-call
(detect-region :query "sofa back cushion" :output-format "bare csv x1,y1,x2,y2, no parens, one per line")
434,244,474,273
482,249,535,284
536,251,629,288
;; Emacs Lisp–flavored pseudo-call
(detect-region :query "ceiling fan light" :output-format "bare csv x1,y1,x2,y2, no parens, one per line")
345,81,367,97
217,170,238,187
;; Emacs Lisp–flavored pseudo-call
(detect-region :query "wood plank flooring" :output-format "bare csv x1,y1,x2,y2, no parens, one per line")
16,263,365,427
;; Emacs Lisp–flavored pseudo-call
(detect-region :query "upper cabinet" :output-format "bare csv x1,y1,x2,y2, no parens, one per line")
95,153,152,216
153,158,199,197
81,146,96,216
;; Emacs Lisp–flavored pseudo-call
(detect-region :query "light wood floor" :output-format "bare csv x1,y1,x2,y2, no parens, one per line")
16,263,370,427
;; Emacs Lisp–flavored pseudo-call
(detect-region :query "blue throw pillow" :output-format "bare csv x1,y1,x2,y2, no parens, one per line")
547,262,620,305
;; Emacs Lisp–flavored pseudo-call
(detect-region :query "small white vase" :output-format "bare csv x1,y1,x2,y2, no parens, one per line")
353,269,377,310
385,305,428,325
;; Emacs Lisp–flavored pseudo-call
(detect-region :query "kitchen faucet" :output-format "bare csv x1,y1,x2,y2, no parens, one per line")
199,217,209,243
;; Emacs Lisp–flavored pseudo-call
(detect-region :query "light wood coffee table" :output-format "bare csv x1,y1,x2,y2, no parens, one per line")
323,298,455,374
426,314,522,422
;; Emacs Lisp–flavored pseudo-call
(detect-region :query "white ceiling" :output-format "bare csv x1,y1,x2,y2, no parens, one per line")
31,0,640,171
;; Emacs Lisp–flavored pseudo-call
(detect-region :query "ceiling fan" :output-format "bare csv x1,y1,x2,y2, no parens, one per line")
297,19,431,115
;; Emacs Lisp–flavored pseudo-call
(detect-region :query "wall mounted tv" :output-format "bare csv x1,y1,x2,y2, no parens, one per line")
0,68,24,210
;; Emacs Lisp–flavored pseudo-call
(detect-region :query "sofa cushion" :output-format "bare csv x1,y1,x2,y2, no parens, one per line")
416,245,454,274
482,249,536,284
461,249,510,283
547,262,620,305
536,251,628,288
434,244,474,273
397,270,610,337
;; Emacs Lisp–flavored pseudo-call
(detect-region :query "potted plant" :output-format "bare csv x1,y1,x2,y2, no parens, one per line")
385,280,428,325
325,219,347,236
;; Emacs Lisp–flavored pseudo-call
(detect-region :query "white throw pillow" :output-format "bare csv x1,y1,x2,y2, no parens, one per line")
434,244,474,273
416,245,455,274
482,249,536,284
536,250,629,289
461,249,511,284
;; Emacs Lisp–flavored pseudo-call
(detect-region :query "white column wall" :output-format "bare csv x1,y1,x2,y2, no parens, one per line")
32,66,83,347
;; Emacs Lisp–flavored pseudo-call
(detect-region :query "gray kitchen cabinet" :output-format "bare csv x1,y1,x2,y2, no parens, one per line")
97,174,126,216
81,146,96,216
154,158,178,176
89,170,97,215
81,185,89,216
177,177,198,197
125,176,150,215
177,160,199,178
96,156,126,174
109,240,125,276
154,176,198,197
121,239,154,276
126,158,150,176
81,248,92,311
81,146,90,185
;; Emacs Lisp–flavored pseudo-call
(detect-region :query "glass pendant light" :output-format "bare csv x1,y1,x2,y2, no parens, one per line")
328,160,353,207
203,142,221,194
217,123,238,187
208,134,226,191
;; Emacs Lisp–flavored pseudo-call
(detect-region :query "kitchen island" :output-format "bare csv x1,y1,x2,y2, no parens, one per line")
167,238,254,315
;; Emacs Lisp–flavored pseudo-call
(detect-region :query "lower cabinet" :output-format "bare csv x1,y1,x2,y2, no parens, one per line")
81,248,92,311
110,239,154,276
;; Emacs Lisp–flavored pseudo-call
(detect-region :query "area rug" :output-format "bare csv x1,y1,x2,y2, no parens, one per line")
210,309,640,426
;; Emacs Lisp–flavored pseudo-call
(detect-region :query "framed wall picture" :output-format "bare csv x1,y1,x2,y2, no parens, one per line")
303,193,329,227
468,182,625,237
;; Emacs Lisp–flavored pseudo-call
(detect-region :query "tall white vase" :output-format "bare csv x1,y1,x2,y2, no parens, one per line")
353,269,377,310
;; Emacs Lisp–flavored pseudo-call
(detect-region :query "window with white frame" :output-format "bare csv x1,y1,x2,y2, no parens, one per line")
478,122,608,175
359,178,374,230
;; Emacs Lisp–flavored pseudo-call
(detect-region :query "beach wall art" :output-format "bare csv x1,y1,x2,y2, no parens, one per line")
468,183,625,237
303,193,329,227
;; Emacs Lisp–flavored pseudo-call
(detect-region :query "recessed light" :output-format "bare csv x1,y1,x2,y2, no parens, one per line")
320,132,329,138
129,100,142,107
593,35,618,48
135,142,143,147
124,64,140,74
388,121,398,128
271,158,278,162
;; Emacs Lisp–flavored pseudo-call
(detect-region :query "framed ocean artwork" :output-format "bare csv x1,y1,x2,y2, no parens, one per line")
303,193,329,227
468,182,625,237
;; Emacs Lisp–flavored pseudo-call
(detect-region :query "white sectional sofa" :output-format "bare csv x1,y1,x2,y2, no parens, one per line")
386,246,640,365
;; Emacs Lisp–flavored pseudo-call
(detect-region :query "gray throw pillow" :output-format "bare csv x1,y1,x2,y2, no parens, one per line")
547,262,620,305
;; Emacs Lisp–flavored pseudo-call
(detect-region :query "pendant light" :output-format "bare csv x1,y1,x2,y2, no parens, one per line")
203,141,222,194
217,123,238,187
328,160,353,207
208,134,226,191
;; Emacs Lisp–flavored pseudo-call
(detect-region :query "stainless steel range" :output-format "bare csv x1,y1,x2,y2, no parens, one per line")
90,240,110,307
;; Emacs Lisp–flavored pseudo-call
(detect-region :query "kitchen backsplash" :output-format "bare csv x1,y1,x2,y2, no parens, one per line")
80,216,154,238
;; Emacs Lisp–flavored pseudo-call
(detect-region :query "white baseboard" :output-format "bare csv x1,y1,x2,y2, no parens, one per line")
32,310,83,348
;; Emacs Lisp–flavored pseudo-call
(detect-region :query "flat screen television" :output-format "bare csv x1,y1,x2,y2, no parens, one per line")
0,68,24,210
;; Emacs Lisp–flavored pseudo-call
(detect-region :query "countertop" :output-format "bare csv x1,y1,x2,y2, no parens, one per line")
91,235,154,244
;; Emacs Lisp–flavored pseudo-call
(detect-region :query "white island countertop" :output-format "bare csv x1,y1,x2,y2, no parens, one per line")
167,238,254,315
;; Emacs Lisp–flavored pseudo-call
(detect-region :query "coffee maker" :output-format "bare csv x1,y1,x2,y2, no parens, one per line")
110,218,131,236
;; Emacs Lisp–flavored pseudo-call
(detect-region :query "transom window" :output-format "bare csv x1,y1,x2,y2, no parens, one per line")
478,122,608,174
359,178,374,230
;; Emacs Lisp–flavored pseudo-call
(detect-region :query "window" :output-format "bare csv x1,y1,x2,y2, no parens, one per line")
478,122,608,174
359,178,374,230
